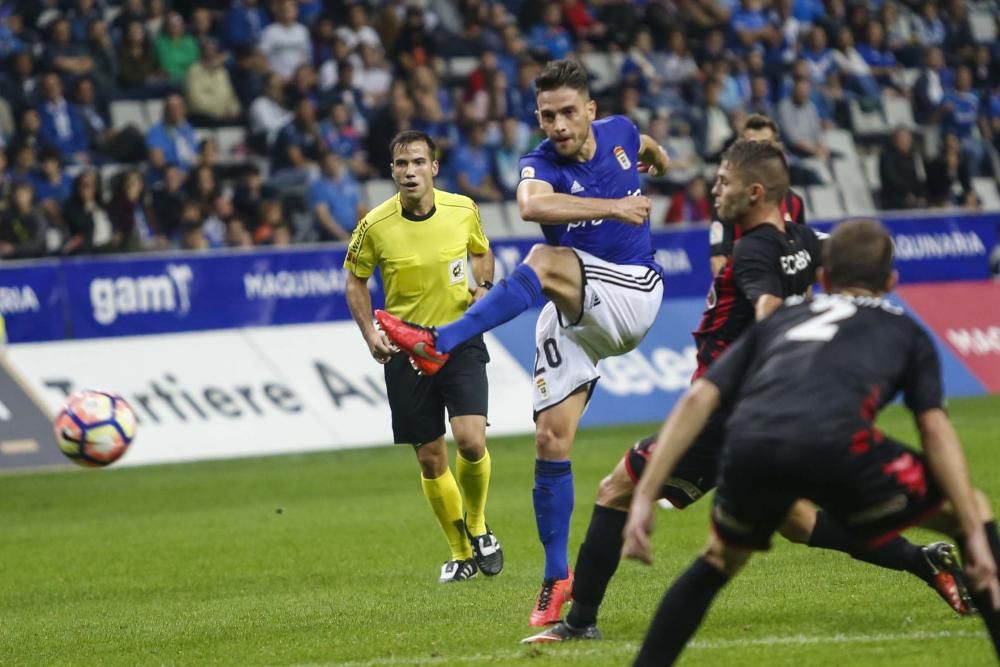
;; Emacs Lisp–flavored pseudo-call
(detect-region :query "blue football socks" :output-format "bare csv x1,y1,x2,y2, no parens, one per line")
533,459,574,581
436,263,543,353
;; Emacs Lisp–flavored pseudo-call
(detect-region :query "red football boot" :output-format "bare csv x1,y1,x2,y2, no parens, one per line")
374,310,449,375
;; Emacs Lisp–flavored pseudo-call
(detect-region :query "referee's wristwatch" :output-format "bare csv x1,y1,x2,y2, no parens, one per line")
479,281,494,291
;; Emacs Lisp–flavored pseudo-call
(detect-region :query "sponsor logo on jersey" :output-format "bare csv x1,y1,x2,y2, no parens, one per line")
614,146,631,170
780,249,813,275
570,180,584,194
520,166,535,179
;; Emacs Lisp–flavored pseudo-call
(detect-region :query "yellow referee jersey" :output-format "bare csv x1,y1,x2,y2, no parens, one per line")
344,189,490,327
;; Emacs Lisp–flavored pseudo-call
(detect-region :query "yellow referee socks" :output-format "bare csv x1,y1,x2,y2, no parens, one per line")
421,468,473,561
457,449,491,537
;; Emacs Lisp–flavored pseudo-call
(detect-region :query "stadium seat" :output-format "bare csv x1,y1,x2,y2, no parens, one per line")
649,195,669,226
969,11,997,43
841,184,877,216
504,202,543,239
365,179,396,205
824,128,860,164
214,126,248,160
806,185,846,221
882,94,916,130
848,100,888,139
145,99,163,126
922,125,942,160
477,202,514,240
579,53,617,94
861,154,881,191
972,178,1000,211
110,100,148,133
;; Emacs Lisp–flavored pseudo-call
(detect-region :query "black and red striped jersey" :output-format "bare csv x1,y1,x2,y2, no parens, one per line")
709,191,806,258
692,221,823,380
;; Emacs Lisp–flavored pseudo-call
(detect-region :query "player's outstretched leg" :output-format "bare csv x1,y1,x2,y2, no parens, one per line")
783,502,973,614
374,311,449,375
634,535,749,667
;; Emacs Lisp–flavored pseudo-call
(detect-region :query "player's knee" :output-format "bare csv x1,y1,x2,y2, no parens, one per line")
535,425,571,460
778,501,817,544
595,464,635,511
701,535,750,577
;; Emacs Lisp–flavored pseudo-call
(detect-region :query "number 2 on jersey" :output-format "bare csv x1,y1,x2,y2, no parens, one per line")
785,298,857,342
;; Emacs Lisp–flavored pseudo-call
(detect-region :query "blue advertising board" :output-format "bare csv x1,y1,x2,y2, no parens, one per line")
0,211,995,343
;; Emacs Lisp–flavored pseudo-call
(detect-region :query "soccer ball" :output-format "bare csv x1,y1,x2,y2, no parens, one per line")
53,390,137,467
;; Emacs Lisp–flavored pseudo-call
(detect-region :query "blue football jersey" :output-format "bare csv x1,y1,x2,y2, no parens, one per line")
518,115,659,272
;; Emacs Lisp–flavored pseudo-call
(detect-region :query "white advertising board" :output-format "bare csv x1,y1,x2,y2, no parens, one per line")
6,323,535,467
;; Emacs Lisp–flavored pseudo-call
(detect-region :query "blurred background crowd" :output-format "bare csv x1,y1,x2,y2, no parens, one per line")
0,0,999,260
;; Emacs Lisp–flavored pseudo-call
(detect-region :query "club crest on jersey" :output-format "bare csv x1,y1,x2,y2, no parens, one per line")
521,166,535,179
449,258,466,284
614,146,631,170
535,377,549,399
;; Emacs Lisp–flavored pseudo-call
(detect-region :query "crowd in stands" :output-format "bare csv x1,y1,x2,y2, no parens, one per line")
0,0,999,260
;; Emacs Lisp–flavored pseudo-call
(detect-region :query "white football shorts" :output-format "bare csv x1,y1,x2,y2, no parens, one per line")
532,249,663,413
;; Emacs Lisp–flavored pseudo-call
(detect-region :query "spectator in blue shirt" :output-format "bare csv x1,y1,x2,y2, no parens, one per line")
492,117,530,199
856,21,899,90
308,153,366,242
44,18,94,80
31,150,73,210
0,8,25,59
730,0,772,53
69,0,102,45
988,85,1000,154
792,0,825,23
145,93,199,180
36,73,91,164
453,122,502,203
223,0,269,51
801,26,837,87
943,66,987,177
528,4,573,60
270,97,323,188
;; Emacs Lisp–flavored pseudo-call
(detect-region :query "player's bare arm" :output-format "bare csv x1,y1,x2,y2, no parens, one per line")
637,134,670,176
346,271,395,364
469,249,496,303
918,408,1000,607
622,380,721,564
755,294,784,321
517,178,651,226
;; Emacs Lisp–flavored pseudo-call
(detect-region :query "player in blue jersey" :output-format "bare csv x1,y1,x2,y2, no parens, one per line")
376,59,670,626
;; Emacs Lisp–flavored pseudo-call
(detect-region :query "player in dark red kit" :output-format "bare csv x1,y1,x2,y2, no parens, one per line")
709,114,806,276
624,219,1000,666
522,141,970,645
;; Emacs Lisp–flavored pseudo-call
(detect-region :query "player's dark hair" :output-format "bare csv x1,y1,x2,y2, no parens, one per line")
824,219,894,293
743,114,780,139
722,139,789,203
389,130,437,160
534,59,590,97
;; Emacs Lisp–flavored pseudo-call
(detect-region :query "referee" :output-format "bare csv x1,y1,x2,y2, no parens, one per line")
344,130,503,583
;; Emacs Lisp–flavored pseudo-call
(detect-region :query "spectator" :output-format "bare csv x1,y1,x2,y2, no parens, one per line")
108,169,167,251
319,102,368,177
185,39,242,126
227,46,265,112
665,177,712,224
178,202,209,250
528,4,573,60
988,83,1000,155
249,72,292,150
337,3,382,52
62,169,113,255
151,164,187,239
395,5,436,73
145,94,199,176
44,18,94,79
85,20,118,99
942,66,987,178
778,76,830,162
453,122,502,203
317,36,353,93
693,80,734,162
492,117,530,200
69,0,102,45
658,30,699,92
31,150,73,223
366,84,416,177
154,12,200,82
913,47,952,125
730,0,773,55
145,0,167,39
832,26,881,104
856,20,899,91
186,163,223,218
912,1,946,50
269,98,323,188
355,44,392,110
622,30,662,101
225,214,253,248
7,124,41,182
117,20,169,94
563,0,606,47
971,46,998,99
308,152,365,242
111,0,146,44
232,163,276,225
801,25,836,87
222,0,269,51
285,63,320,109
326,61,369,131
36,73,91,165
0,52,38,118
747,75,774,117
879,127,925,210
0,7,26,59
942,0,974,66
0,181,47,258
252,198,288,245
259,0,311,82
189,8,216,44
925,133,972,207
74,77,147,164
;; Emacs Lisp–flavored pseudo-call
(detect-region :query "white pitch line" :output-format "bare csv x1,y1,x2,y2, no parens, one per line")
302,629,985,667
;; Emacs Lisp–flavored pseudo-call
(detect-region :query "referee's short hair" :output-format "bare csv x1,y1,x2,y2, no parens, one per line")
534,59,590,97
824,219,894,293
389,130,437,159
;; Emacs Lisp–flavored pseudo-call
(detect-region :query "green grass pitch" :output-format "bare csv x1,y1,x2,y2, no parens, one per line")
2,396,998,666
